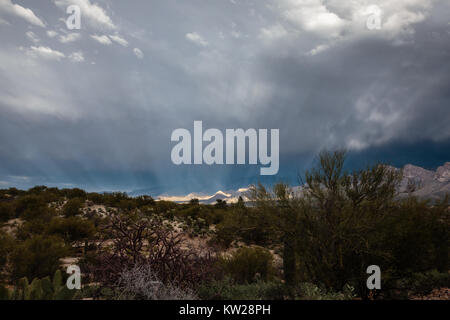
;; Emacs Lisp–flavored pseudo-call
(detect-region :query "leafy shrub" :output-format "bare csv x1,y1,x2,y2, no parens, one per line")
380,198,449,275
10,235,68,280
61,188,86,199
0,233,13,273
392,270,450,297
297,283,356,300
251,150,450,296
0,284,10,300
15,195,50,220
219,246,275,284
47,216,95,244
16,218,50,240
0,202,14,222
87,192,104,204
215,203,277,248
62,198,84,217
198,278,286,300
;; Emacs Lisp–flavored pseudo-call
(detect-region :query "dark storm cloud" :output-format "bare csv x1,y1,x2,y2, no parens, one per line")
0,0,449,193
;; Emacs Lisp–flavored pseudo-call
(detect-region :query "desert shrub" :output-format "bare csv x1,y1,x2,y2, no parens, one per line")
134,195,155,207
153,200,178,215
87,192,104,204
47,216,95,244
198,278,286,300
85,213,218,290
209,208,226,225
215,203,277,248
379,197,449,275
182,216,210,237
14,195,47,219
219,246,275,284
115,265,197,300
61,188,86,199
297,283,356,300
0,233,13,273
388,270,450,298
10,235,68,280
0,202,14,222
27,186,61,203
102,192,129,207
16,218,50,240
2,187,22,197
247,150,449,297
27,186,48,195
215,226,235,248
0,284,10,300
62,198,84,217
289,151,403,292
22,206,55,222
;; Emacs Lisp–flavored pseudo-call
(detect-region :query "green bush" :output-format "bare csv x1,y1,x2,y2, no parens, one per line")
0,202,14,222
0,233,13,273
10,235,68,280
47,216,95,244
15,195,49,220
16,218,50,240
61,188,86,199
255,150,450,296
297,283,356,300
87,192,104,204
393,270,450,297
198,278,286,300
63,198,84,217
219,246,275,284
0,284,11,300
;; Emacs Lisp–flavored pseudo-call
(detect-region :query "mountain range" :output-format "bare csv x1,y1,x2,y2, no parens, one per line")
396,162,450,200
130,162,450,204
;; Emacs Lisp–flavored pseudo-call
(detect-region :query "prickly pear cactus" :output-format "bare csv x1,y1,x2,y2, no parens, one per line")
1,269,77,300
29,278,44,300
0,284,10,300
41,276,54,300
53,269,63,289
18,277,30,300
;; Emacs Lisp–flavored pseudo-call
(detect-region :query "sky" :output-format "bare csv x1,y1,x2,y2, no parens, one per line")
0,0,449,195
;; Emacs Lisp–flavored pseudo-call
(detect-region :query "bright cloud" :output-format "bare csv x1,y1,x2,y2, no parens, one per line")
260,24,289,41
54,0,115,30
59,33,81,43
26,31,40,43
133,48,144,59
282,0,346,37
264,0,437,54
0,0,45,27
25,46,65,60
90,34,112,45
69,51,84,62
110,34,128,47
46,30,58,38
186,32,208,47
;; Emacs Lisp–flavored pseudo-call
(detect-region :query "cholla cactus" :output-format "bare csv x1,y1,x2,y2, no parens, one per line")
116,265,197,300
